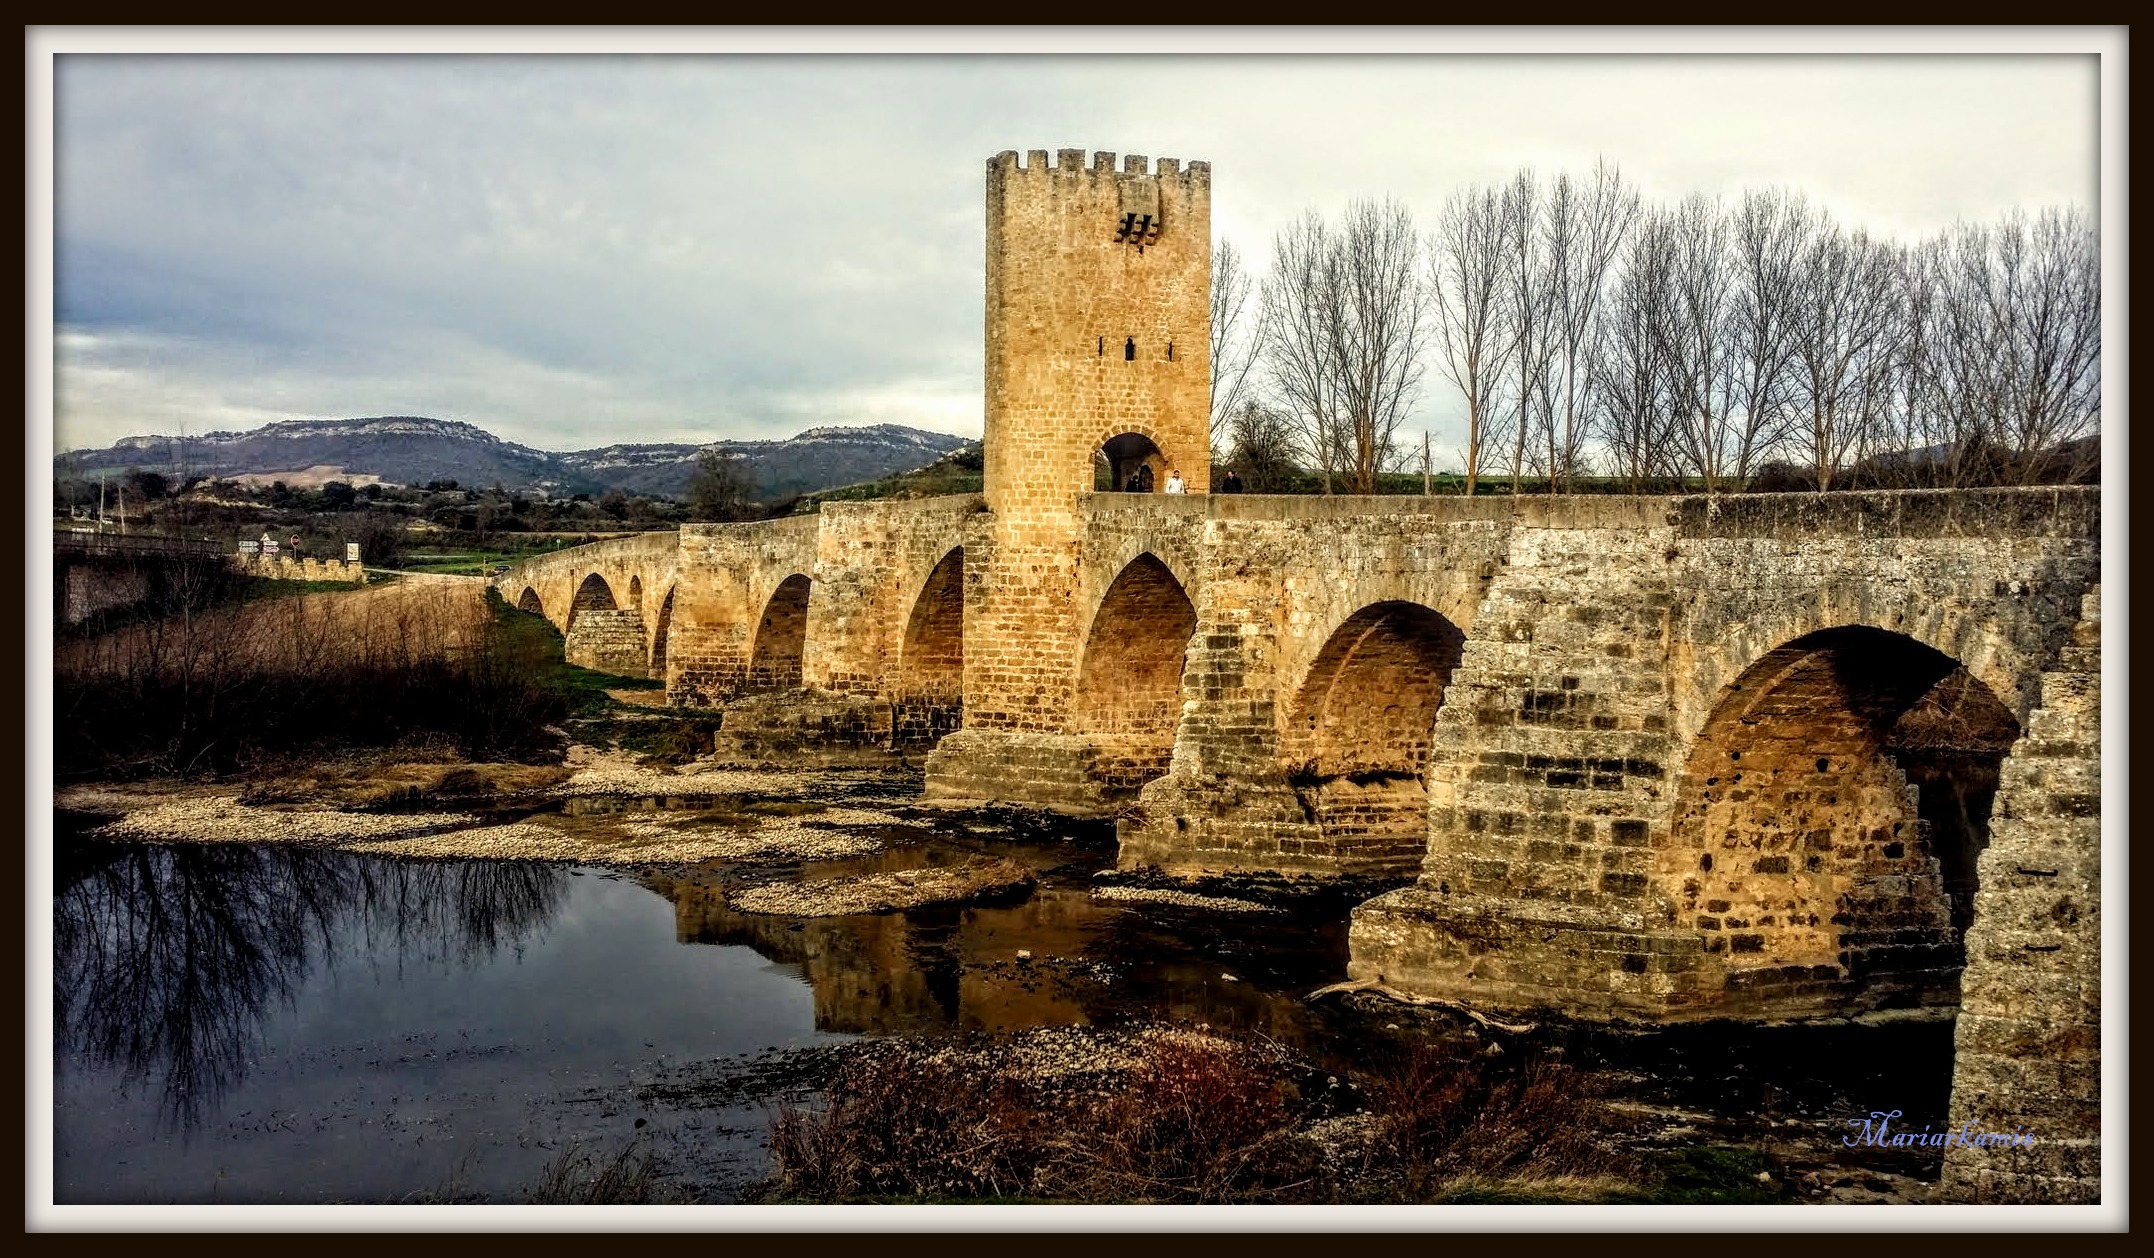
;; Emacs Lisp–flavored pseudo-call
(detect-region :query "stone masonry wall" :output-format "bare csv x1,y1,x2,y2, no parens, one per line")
1349,487,2098,1025
233,555,367,584
666,517,820,707
1941,583,2102,1203
1121,495,1613,877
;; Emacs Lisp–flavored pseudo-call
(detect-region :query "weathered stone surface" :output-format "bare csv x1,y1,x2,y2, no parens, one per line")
709,689,898,768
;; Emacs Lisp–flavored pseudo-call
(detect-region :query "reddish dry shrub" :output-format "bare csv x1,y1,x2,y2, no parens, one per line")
1355,1041,1632,1198
1059,1035,1318,1202
766,1049,1046,1200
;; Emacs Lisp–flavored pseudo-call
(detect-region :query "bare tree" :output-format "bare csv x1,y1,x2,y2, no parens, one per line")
1721,187,1813,485
1261,200,1428,494
1541,160,1640,491
1790,215,1900,490
1209,238,1261,449
1656,194,1739,492
1498,171,1556,492
1428,183,1513,497
1591,212,1681,491
1261,211,1344,492
1992,207,2101,480
1330,198,1429,493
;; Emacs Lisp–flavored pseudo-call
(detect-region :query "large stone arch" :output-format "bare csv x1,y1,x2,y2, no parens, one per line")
1074,552,1197,793
516,586,545,617
1279,600,1467,870
894,546,964,749
1658,625,2021,1019
1078,533,1201,640
747,573,814,691
1671,583,2047,754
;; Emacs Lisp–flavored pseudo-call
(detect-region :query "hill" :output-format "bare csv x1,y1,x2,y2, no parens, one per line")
56,416,973,501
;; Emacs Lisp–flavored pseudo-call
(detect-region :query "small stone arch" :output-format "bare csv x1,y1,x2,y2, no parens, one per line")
747,574,813,691
1074,553,1197,794
1279,601,1467,871
517,586,546,617
894,547,965,749
568,572,617,633
1660,625,2022,1019
649,584,676,681
628,574,644,610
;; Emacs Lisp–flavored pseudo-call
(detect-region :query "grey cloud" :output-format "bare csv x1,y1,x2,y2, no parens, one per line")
51,54,2096,460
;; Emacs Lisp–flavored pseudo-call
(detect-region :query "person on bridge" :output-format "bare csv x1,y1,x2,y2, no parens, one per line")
1219,469,1243,493
1164,469,1186,494
1129,465,1155,493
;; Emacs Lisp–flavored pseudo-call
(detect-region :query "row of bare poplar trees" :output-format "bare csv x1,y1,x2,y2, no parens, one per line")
1208,162,2101,495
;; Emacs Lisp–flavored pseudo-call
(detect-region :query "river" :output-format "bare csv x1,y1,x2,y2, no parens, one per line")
50,785,1962,1205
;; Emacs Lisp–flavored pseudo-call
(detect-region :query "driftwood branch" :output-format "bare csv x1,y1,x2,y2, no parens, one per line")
1305,978,1538,1034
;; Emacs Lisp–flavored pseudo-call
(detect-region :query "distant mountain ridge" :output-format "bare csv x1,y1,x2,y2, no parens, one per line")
56,416,974,500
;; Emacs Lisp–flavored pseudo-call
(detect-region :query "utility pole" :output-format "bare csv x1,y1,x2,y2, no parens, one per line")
1422,432,1432,496
97,472,107,531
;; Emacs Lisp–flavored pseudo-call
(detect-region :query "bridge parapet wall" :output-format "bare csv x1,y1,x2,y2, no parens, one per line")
803,495,982,698
668,516,821,706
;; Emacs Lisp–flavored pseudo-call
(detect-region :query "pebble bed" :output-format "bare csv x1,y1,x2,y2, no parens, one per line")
90,797,475,846
728,857,1036,917
1091,885,1282,915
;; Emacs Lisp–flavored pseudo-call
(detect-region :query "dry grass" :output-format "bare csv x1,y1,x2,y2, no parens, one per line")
760,1029,1634,1205
57,578,566,780
523,1139,670,1205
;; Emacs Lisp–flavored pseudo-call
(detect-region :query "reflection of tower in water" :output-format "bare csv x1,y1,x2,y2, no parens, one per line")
640,851,1346,1047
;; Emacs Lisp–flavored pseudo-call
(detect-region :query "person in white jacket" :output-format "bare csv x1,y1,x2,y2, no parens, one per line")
1163,469,1186,494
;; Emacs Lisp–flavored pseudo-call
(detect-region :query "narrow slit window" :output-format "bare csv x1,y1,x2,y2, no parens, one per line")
1097,336,1104,357
1124,337,1135,361
1167,341,1174,361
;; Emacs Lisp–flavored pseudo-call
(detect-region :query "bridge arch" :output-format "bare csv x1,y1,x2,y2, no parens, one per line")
1075,552,1197,793
568,572,618,633
1660,624,2021,1017
517,586,546,617
748,573,814,691
650,584,675,681
628,574,643,610
1281,600,1466,868
895,547,965,748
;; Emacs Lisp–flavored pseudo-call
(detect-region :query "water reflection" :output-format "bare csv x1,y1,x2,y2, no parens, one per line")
54,827,567,1128
642,843,1351,1048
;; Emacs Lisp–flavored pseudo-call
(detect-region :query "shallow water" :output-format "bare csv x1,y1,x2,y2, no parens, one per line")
50,785,1964,1204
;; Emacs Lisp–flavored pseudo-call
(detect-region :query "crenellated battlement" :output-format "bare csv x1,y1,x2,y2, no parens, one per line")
987,148,1210,188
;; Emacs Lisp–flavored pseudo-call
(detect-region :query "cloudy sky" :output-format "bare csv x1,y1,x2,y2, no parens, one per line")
43,38,2105,462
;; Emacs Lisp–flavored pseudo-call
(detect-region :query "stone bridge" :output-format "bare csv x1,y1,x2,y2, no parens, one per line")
493,483,2101,1202
486,145,2104,1202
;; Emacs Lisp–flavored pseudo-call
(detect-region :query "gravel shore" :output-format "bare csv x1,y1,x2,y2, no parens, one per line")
729,856,1036,917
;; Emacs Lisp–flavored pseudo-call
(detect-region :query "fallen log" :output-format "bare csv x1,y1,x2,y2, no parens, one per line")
1305,978,1538,1034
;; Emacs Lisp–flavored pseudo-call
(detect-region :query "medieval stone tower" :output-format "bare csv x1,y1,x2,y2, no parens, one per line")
966,148,1212,737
